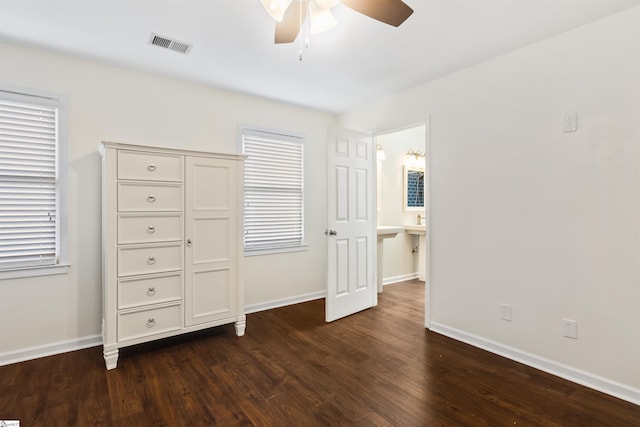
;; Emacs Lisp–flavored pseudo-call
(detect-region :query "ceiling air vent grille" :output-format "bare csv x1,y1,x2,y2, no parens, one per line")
149,33,192,54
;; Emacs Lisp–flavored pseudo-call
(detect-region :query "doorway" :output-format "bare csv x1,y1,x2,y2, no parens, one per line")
374,122,430,327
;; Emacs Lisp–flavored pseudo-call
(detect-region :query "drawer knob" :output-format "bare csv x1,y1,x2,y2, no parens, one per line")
147,195,156,203
147,256,156,265
147,165,157,172
146,287,156,296
147,225,156,234
146,318,156,328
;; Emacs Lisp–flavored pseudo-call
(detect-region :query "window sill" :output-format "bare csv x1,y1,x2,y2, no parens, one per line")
244,244,309,257
0,264,70,280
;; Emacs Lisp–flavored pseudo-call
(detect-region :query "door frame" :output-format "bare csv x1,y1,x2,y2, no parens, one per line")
373,118,431,328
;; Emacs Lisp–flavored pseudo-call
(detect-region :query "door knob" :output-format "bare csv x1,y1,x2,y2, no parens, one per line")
186,239,192,247
324,229,337,236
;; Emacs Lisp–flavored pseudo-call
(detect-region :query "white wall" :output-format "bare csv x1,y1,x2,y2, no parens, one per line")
0,41,334,358
376,125,426,282
340,7,640,397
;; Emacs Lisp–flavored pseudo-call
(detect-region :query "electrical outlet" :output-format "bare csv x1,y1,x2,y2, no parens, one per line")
563,319,578,339
500,304,512,321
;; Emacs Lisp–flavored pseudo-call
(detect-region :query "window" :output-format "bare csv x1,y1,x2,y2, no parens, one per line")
241,128,305,254
0,88,67,277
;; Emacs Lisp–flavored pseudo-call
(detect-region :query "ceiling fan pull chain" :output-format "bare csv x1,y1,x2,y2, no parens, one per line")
298,0,304,60
305,0,310,48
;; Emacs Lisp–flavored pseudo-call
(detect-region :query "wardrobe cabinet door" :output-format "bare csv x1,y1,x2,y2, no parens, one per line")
183,156,239,326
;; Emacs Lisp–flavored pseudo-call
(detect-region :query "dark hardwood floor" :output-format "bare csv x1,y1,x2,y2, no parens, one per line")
1,280,638,426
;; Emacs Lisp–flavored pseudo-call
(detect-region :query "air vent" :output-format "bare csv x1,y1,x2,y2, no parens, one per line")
149,33,192,55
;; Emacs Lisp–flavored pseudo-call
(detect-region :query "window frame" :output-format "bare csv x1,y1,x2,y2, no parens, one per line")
239,125,308,256
0,85,69,279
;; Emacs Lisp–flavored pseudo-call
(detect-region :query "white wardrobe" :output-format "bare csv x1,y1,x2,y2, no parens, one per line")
100,141,245,370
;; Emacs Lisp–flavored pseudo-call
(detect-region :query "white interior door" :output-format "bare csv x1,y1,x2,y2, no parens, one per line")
326,128,376,322
184,156,238,327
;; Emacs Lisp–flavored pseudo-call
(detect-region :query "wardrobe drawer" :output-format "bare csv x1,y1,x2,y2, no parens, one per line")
118,150,182,182
118,274,182,309
118,182,182,212
117,304,181,342
118,244,182,277
118,214,182,244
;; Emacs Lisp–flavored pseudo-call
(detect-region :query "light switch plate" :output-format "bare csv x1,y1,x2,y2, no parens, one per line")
563,113,577,133
500,304,512,321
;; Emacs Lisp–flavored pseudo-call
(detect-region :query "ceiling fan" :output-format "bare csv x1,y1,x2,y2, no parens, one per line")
260,0,414,44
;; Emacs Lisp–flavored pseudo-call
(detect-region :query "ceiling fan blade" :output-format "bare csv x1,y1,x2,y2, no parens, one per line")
341,0,413,27
275,0,308,44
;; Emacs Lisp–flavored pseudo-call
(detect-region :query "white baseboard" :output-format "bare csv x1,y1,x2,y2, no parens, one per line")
383,272,419,286
0,293,327,366
429,322,640,406
244,290,326,314
0,334,102,367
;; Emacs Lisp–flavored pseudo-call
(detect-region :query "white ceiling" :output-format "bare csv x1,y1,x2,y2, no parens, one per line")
1,0,638,113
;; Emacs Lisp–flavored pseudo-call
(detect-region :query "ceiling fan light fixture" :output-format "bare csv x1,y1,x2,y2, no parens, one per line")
260,0,293,22
309,1,338,34
267,0,413,60
315,0,341,8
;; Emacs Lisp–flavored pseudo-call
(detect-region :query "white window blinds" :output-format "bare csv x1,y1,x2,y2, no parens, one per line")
242,129,304,252
0,92,59,270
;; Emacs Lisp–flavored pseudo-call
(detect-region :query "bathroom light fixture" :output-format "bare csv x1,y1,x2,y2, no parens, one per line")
376,144,386,161
406,149,425,168
406,149,424,159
